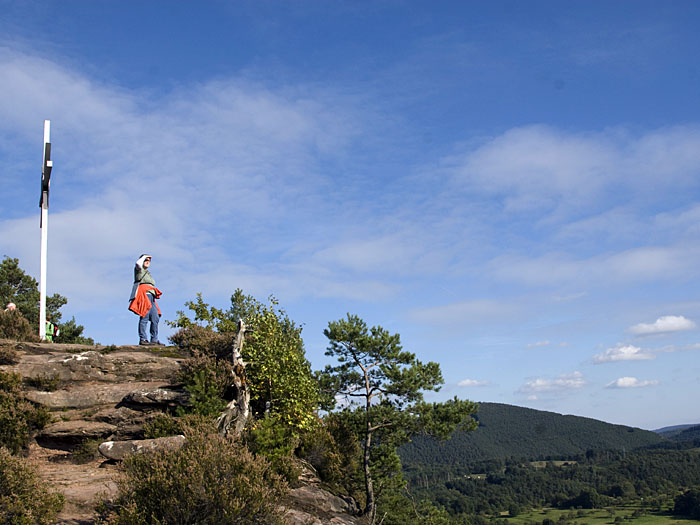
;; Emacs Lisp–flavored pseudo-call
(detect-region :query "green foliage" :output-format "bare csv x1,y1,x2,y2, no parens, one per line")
56,317,95,345
0,310,39,342
0,371,52,453
101,426,287,524
297,414,366,509
674,487,700,519
245,415,302,485
0,447,64,524
320,314,477,522
70,439,101,464
143,414,183,439
175,356,231,417
169,290,319,433
0,256,92,343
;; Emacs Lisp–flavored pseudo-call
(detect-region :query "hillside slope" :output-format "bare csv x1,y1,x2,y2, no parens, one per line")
400,402,665,471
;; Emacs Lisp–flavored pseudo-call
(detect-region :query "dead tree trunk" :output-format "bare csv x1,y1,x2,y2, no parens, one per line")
216,319,251,437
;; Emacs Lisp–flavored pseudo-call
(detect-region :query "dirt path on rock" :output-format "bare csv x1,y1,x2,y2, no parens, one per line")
26,443,119,524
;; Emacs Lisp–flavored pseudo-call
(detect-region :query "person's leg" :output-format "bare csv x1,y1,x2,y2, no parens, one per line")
138,314,149,343
148,299,159,343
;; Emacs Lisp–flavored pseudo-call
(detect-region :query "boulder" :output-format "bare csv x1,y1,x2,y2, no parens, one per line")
120,387,188,406
98,435,186,461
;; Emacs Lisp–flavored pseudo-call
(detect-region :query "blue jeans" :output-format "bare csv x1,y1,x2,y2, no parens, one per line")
138,295,159,342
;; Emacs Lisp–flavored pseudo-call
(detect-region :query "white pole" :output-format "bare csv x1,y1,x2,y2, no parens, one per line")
39,120,50,340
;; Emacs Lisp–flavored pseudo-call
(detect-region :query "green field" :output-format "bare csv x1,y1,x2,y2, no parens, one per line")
502,506,700,524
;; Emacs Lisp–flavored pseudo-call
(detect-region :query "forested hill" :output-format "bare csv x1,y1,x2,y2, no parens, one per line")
400,402,665,471
655,424,700,440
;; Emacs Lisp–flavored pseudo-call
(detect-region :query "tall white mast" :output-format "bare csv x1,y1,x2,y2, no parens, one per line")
39,120,52,340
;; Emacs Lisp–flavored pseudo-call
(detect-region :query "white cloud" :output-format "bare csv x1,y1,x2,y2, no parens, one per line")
628,315,696,335
453,124,700,217
458,378,489,387
527,340,551,348
519,371,585,394
606,377,659,389
592,344,655,364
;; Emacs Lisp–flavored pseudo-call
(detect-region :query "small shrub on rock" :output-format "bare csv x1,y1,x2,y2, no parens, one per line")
0,371,52,453
143,413,183,439
169,324,234,358
0,446,64,524
0,310,39,342
0,342,19,365
101,427,287,524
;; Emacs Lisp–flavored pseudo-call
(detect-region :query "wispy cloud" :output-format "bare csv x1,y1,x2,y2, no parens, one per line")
628,315,696,335
606,377,659,389
592,344,655,364
458,378,489,387
519,371,585,394
527,340,551,348
407,299,521,327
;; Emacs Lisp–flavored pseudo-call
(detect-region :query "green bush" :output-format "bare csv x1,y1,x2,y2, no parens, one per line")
175,356,233,417
0,310,39,342
0,371,52,453
169,324,234,358
71,438,102,464
0,446,64,524
143,414,183,439
245,415,301,485
297,415,364,500
100,427,287,524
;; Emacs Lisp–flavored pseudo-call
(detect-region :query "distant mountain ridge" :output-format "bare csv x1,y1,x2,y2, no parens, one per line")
400,402,665,471
654,423,700,438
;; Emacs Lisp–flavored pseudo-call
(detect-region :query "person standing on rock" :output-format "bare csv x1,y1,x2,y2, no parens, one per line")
128,254,164,346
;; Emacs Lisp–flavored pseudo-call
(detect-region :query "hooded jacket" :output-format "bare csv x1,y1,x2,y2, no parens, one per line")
129,254,157,302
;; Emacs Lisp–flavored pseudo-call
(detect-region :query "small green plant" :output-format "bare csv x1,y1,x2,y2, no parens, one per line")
71,439,101,464
0,371,52,453
143,414,183,439
25,372,61,392
0,446,64,523
100,426,287,524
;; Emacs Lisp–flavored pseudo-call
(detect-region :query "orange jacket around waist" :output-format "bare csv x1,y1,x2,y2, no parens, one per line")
128,284,162,317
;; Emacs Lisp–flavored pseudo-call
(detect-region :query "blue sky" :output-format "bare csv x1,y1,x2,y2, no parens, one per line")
2,1,700,430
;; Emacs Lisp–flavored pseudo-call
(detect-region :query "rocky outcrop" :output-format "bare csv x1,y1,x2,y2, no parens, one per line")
1,340,363,524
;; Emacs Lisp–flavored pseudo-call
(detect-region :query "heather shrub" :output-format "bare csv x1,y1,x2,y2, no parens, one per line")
0,309,39,342
169,324,234,358
0,446,64,524
0,342,19,365
101,427,287,524
0,371,51,453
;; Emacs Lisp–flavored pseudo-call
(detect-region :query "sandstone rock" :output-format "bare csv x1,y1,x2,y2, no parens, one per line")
25,381,173,408
39,420,117,441
98,435,186,461
3,348,182,383
121,387,188,406
282,485,363,524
